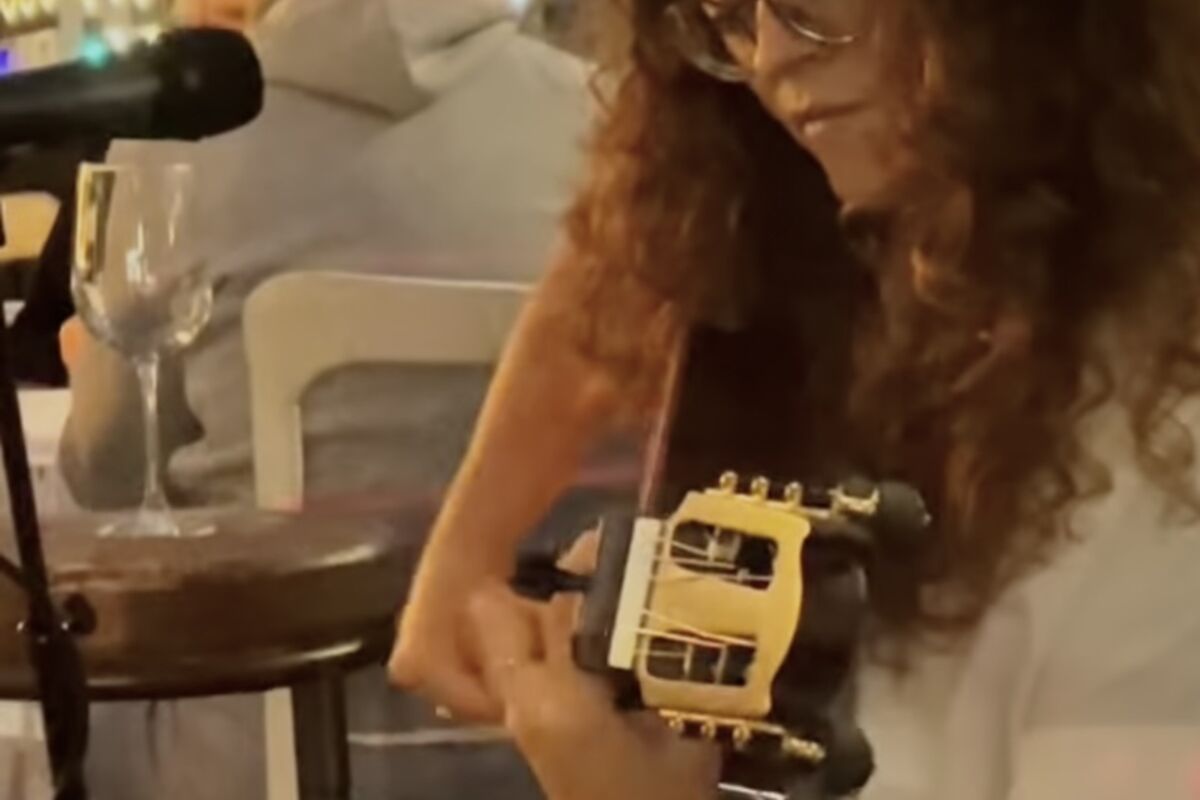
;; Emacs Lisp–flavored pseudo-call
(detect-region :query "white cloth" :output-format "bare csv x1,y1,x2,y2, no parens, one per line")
384,0,515,53
255,0,423,118
859,399,1200,800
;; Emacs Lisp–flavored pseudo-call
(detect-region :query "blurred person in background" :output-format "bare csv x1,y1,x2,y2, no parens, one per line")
523,0,587,52
59,0,589,797
60,0,587,513
6,0,255,387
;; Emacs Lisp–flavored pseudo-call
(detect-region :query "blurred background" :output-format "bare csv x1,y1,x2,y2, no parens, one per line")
0,1,624,799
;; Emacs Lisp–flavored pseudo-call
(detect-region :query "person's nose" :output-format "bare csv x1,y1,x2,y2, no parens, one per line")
751,2,823,92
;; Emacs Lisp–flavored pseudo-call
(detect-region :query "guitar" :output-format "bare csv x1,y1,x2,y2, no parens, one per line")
514,324,929,798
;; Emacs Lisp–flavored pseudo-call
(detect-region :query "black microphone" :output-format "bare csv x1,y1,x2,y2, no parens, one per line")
0,27,264,147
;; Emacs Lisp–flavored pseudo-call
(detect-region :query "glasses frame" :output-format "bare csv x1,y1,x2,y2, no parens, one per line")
665,0,864,83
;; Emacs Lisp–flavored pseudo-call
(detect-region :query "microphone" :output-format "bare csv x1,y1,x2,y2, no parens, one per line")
0,27,264,147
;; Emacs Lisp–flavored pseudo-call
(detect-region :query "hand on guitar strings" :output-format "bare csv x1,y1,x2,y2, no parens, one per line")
467,535,721,800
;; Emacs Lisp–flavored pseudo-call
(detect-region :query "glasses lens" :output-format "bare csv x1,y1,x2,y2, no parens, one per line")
665,1,751,82
768,0,869,44
665,0,868,82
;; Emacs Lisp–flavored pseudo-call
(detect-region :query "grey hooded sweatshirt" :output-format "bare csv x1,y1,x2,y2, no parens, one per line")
59,0,589,512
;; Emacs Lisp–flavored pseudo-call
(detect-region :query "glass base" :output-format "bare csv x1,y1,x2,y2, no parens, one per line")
96,508,216,538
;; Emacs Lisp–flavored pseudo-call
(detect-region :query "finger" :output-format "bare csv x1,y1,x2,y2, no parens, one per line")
390,612,501,722
58,318,87,371
625,711,705,747
542,591,579,666
500,657,618,754
539,529,600,665
396,656,501,722
468,585,543,703
625,713,723,779
557,528,601,574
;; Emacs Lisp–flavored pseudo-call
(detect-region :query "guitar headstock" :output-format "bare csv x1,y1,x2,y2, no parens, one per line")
555,471,928,798
613,474,818,750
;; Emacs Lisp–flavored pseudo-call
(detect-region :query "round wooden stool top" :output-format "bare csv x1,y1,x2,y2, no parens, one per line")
0,508,424,700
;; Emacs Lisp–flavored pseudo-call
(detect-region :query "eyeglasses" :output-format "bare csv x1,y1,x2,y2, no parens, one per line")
664,0,869,83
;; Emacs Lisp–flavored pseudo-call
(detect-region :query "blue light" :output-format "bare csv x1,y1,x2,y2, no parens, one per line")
79,35,110,68
0,50,11,76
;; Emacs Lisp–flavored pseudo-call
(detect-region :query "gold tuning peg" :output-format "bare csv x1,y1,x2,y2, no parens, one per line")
718,471,739,493
782,735,828,764
750,476,770,500
732,725,753,751
783,482,802,506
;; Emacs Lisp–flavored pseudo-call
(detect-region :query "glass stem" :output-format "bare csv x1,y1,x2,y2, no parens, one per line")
135,352,169,516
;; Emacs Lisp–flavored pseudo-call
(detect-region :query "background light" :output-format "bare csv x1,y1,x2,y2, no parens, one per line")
79,34,110,67
104,27,131,54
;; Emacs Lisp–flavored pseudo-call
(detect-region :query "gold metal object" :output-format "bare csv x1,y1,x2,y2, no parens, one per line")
634,487,810,719
624,472,889,771
830,486,880,518
750,476,770,500
731,725,752,751
657,711,827,766
781,735,828,763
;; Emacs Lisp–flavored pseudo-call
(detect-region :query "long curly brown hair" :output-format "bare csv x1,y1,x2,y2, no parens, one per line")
561,0,1200,642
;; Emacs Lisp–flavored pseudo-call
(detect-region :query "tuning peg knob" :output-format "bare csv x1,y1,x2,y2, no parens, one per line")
873,481,931,544
836,476,930,552
510,552,592,601
750,476,770,500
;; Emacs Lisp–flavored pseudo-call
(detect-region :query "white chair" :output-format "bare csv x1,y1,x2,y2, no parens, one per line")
243,271,528,800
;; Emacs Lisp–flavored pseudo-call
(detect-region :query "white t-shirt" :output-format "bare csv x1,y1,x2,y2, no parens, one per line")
859,400,1200,800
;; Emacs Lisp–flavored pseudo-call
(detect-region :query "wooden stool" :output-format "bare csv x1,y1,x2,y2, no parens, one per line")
0,508,423,799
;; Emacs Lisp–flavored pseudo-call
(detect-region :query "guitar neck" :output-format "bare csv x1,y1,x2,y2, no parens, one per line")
637,331,689,518
638,318,823,519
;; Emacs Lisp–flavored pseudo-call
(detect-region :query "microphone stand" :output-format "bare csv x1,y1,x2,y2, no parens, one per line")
0,211,90,796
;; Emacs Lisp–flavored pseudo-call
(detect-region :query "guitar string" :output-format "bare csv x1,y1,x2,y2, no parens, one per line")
636,610,756,648
648,572,771,585
629,523,765,666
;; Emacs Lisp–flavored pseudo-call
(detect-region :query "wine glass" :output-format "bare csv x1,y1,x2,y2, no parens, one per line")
72,162,213,536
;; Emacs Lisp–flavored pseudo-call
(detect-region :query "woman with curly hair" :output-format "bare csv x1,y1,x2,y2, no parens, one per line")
391,0,1200,797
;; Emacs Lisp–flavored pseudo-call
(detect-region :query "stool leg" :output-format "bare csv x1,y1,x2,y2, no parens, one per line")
265,689,299,800
292,672,349,800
